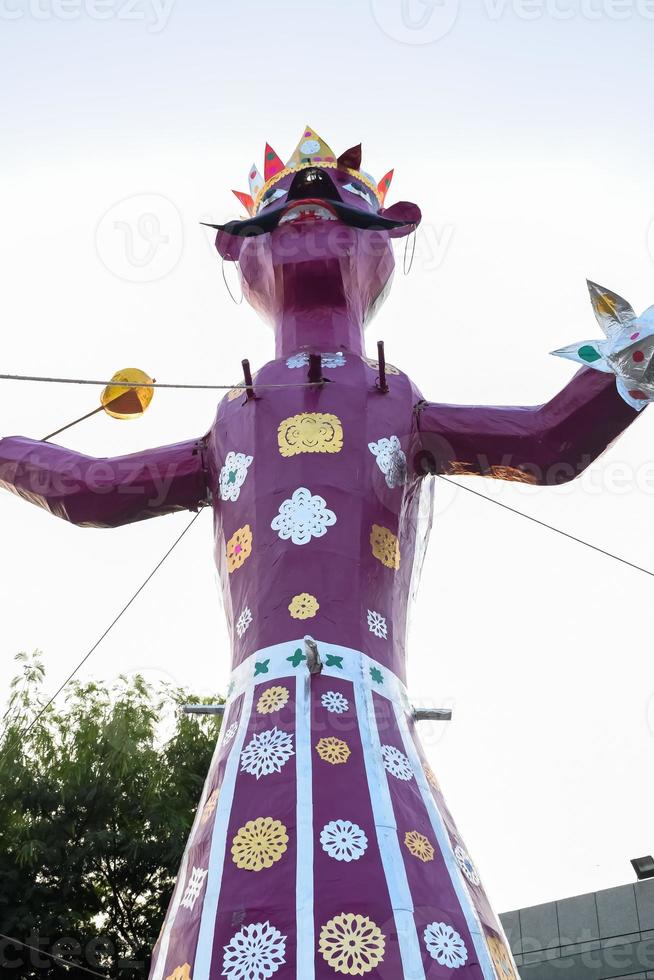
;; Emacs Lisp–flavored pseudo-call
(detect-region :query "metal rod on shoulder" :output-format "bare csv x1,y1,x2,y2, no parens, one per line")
308,353,324,385
241,359,255,400
376,340,389,393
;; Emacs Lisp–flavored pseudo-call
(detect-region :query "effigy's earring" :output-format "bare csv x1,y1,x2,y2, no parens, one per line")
403,226,417,276
222,256,243,305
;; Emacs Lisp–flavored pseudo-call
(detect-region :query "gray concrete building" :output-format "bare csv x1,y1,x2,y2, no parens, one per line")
500,879,654,979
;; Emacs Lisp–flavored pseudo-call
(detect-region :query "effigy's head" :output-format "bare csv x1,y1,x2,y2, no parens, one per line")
211,126,421,326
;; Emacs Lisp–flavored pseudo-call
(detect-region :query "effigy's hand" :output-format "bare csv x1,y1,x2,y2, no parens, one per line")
552,280,654,410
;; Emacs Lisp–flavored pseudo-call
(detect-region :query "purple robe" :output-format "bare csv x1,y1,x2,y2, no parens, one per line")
0,359,637,980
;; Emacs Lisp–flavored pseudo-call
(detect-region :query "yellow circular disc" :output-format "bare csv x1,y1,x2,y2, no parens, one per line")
101,368,154,420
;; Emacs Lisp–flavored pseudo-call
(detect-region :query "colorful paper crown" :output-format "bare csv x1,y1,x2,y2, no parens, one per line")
232,125,394,216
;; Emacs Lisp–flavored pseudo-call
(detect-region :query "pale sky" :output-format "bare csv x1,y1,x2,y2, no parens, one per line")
2,0,654,916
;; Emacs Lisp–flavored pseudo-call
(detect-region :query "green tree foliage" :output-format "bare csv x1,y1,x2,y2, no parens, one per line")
0,652,222,979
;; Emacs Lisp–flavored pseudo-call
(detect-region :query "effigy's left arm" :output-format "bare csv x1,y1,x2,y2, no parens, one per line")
416,281,654,484
0,436,209,528
415,367,639,485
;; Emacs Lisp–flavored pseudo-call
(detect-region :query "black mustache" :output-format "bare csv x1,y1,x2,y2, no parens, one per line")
202,201,408,238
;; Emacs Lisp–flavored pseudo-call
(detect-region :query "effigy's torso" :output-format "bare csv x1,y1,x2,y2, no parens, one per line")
150,351,517,980
209,351,427,684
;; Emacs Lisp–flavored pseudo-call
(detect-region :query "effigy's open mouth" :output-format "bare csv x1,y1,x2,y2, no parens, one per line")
278,200,339,226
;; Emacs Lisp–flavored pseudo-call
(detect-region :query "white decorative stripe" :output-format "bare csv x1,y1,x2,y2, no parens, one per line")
353,662,426,980
391,700,497,980
194,687,255,980
295,671,315,979
150,720,228,980
227,640,410,710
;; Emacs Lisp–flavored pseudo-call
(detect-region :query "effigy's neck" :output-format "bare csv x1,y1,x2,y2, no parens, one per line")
272,260,366,358
274,308,365,358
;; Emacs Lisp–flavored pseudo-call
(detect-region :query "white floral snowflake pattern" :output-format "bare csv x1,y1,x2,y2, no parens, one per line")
219,451,253,502
454,844,481,886
180,866,208,912
222,920,287,979
236,607,252,638
368,435,407,489
367,609,388,639
286,351,346,369
424,921,468,969
286,353,309,368
270,487,336,546
321,352,347,368
240,727,294,779
320,820,368,862
381,744,413,781
321,691,349,714
223,721,238,746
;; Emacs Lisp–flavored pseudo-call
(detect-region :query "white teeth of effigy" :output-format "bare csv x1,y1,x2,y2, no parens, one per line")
279,204,338,224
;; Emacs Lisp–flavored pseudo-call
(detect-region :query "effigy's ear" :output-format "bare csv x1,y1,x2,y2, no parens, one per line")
587,280,636,338
337,144,362,170
379,201,421,238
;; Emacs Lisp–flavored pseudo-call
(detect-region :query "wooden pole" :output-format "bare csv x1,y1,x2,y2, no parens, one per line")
308,353,324,386
376,340,389,393
42,404,106,442
241,359,255,399
41,383,154,442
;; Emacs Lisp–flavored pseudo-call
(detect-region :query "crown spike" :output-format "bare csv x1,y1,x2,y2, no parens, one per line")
232,190,255,216
264,143,285,182
377,169,394,206
248,163,264,199
287,125,336,169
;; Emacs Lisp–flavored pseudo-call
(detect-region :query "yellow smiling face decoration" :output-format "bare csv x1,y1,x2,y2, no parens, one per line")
277,413,344,457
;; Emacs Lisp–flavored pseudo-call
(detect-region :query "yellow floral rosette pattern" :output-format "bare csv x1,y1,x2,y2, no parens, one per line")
424,764,440,793
487,932,518,979
288,592,320,619
277,412,343,457
226,525,252,573
370,524,400,570
256,686,290,715
201,788,219,825
362,356,401,375
316,737,351,765
231,817,289,872
404,830,435,863
166,966,192,980
319,913,386,975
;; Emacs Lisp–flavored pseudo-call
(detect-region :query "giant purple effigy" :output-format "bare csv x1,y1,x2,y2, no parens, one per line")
2,127,651,980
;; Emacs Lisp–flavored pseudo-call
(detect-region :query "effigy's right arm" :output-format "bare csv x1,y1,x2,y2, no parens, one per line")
0,436,209,528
